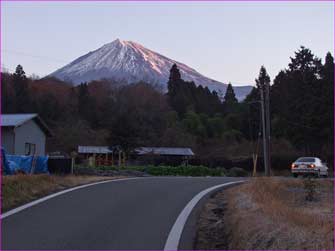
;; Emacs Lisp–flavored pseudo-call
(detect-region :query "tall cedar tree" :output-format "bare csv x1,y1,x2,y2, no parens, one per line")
223,83,238,114
12,65,31,112
224,83,238,104
242,66,270,141
167,64,189,115
271,46,326,154
255,66,270,90
242,86,261,140
167,64,222,116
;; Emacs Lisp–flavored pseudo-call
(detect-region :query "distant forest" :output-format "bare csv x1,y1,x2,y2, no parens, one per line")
2,46,334,169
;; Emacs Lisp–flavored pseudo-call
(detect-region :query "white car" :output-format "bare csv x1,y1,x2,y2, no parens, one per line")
291,157,328,178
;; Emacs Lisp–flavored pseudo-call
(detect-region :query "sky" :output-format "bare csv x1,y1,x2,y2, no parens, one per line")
1,1,333,86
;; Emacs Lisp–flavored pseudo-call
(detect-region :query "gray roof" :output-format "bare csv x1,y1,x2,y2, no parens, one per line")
78,146,113,154
1,114,52,136
135,147,194,156
1,114,38,126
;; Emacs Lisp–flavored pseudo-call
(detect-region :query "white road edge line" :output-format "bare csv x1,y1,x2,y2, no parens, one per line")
1,177,141,219
164,180,245,251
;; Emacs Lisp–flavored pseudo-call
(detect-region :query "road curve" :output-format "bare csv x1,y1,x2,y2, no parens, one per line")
2,177,242,250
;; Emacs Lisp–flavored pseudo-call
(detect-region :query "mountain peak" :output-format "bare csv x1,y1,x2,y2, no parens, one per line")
49,40,252,100
100,39,144,53
104,38,126,47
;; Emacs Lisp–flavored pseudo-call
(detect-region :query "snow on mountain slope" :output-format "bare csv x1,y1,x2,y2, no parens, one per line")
49,39,252,100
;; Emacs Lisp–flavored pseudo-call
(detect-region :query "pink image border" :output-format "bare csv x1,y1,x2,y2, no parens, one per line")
0,0,333,251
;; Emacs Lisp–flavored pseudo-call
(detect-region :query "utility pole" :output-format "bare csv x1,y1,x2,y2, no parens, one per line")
265,81,271,176
257,66,271,177
260,87,269,176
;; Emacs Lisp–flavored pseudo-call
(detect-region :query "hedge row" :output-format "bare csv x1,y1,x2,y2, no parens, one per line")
93,165,250,177
145,165,223,176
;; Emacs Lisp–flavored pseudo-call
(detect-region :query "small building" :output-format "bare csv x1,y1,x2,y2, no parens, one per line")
1,114,52,156
78,146,113,155
76,146,195,167
133,147,195,166
77,145,124,167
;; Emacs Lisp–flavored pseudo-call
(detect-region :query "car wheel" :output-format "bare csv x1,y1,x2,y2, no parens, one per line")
293,173,298,178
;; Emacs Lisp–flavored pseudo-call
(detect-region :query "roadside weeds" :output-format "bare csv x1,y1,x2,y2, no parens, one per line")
195,177,334,250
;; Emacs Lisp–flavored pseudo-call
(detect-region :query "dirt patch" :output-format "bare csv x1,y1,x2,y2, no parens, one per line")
194,177,334,250
1,174,126,212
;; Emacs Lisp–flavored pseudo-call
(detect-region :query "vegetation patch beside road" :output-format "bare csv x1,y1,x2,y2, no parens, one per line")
86,165,249,177
195,177,333,250
2,174,125,212
116,165,224,177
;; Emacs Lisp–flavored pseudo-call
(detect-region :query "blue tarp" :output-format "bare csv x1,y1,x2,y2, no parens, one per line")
8,160,20,173
3,153,49,175
34,156,49,174
1,148,12,175
7,155,33,174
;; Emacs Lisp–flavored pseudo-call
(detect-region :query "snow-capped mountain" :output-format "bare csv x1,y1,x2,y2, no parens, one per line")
49,39,252,100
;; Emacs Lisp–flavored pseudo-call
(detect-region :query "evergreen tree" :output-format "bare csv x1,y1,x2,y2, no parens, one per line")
169,64,181,82
12,64,31,112
167,64,190,116
255,66,270,90
167,64,181,105
323,52,334,78
223,83,238,115
318,52,334,155
271,47,324,153
167,63,223,117
242,86,261,141
289,46,322,74
224,83,238,104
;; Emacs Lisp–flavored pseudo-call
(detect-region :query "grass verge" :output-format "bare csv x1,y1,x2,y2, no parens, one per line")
195,177,334,250
1,174,125,212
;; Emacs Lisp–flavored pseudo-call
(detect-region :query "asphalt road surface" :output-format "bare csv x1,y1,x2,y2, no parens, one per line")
2,177,242,250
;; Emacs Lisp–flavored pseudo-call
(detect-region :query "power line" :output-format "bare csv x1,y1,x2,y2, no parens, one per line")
1,49,67,63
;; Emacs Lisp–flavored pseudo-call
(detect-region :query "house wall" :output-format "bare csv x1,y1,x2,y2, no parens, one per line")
1,127,15,154
14,120,46,155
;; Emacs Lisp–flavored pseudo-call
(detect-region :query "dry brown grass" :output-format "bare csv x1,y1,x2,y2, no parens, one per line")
1,174,125,212
195,177,334,250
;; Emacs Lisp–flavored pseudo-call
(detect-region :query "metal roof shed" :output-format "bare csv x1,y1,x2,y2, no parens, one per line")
1,114,52,155
135,147,195,156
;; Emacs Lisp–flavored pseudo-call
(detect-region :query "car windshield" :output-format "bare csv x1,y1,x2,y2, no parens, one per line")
296,157,315,163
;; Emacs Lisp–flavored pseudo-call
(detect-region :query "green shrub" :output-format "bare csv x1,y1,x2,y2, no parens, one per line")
83,164,226,177
226,167,249,177
95,166,118,171
144,165,224,176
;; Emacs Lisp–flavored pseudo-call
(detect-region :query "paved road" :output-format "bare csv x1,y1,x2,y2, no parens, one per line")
2,177,242,250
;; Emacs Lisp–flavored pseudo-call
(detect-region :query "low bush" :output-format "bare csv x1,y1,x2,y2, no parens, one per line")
95,165,120,171
146,165,224,176
80,164,226,176
226,167,249,177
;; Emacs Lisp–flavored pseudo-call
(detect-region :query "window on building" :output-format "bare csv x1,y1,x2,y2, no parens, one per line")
25,143,36,156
